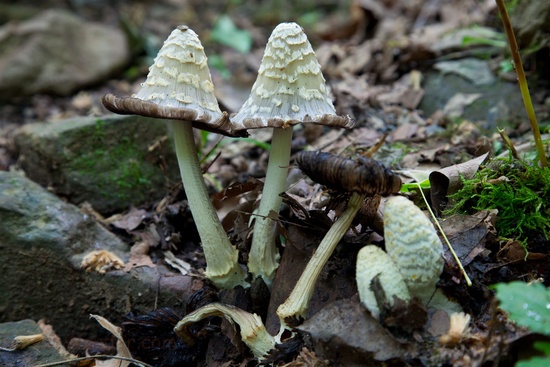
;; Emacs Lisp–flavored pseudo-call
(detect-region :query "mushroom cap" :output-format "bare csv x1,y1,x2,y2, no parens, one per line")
356,245,410,318
295,151,402,195
231,22,354,131
102,25,244,137
383,196,444,303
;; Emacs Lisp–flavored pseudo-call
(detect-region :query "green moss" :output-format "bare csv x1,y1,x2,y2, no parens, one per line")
66,119,155,203
447,154,550,243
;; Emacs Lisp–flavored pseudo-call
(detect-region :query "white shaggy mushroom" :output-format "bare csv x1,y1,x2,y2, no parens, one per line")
383,196,444,304
356,245,410,318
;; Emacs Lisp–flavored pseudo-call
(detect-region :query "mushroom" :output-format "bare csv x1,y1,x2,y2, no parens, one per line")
357,196,460,319
383,196,444,305
355,245,410,319
102,25,247,289
174,303,275,361
231,22,354,287
276,151,401,332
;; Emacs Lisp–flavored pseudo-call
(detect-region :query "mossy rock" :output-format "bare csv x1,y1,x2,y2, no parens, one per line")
15,115,179,213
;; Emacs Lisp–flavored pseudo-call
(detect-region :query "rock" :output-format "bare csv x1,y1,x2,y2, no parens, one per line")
419,64,524,130
0,320,64,367
0,171,194,342
0,9,130,100
512,0,550,47
15,114,179,213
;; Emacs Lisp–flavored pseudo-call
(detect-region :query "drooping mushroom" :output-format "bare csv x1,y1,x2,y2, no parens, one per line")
102,25,247,289
174,303,275,361
276,151,401,331
232,22,354,288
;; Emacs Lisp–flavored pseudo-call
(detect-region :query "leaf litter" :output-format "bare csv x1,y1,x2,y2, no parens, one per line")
2,0,550,366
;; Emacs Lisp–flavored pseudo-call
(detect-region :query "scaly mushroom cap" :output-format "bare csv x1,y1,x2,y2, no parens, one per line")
231,22,354,131
102,25,243,137
295,151,402,196
383,196,444,303
356,245,411,318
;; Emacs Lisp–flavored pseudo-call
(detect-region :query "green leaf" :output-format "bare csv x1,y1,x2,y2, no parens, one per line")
516,356,550,367
494,282,550,335
534,341,550,355
211,15,252,53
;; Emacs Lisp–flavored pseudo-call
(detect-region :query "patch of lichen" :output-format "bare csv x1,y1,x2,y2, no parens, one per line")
65,118,155,204
447,153,550,243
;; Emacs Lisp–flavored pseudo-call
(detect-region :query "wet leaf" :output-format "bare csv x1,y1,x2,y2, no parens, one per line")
494,281,550,334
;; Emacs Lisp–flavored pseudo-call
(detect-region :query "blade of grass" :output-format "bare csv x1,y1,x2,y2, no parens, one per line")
495,0,547,168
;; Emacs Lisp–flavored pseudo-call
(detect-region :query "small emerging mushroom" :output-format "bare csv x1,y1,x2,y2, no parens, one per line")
232,22,354,288
102,26,246,289
276,151,401,333
383,196,444,304
356,245,410,319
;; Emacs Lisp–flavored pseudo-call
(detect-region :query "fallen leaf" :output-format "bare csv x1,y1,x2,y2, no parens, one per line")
90,314,132,367
106,207,147,232
429,152,490,214
163,250,192,275
81,250,125,274
123,241,155,272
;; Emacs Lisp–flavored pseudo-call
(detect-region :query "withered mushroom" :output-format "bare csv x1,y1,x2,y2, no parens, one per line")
102,25,247,289
232,22,354,287
276,151,401,332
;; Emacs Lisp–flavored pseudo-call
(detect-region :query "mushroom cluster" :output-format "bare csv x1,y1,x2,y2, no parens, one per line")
277,151,402,332
356,196,446,318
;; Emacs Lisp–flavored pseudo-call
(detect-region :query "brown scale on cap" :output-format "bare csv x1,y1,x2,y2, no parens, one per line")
295,151,402,196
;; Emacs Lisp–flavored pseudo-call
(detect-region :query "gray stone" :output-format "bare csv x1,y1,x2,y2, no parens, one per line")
0,320,66,367
0,171,194,343
0,9,130,99
15,114,179,213
419,67,524,130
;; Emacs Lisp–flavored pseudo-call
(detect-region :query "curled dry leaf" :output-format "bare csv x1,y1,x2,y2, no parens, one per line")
439,312,471,347
90,314,132,367
81,250,124,274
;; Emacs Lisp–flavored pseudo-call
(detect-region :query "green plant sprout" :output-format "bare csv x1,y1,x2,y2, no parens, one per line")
495,281,550,367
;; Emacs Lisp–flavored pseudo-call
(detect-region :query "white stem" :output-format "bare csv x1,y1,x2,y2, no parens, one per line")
172,121,247,289
248,127,293,288
276,192,365,331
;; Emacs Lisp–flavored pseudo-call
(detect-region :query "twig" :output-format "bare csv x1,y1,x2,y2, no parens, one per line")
417,183,473,286
31,354,154,367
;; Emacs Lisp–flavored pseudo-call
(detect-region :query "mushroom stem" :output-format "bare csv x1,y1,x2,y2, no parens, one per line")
276,191,365,332
248,126,293,288
172,121,247,289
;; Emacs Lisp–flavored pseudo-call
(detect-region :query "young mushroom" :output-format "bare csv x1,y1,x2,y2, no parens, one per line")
231,22,354,288
356,245,410,319
276,151,401,333
356,196,452,319
383,196,444,305
102,25,247,289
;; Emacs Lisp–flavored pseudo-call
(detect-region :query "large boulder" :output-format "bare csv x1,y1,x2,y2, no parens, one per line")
0,9,130,99
0,171,193,342
15,115,179,213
